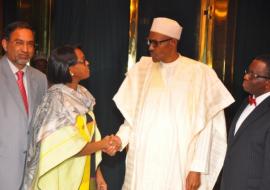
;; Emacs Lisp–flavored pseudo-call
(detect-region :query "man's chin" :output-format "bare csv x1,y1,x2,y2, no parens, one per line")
17,60,30,66
151,57,160,63
242,83,250,94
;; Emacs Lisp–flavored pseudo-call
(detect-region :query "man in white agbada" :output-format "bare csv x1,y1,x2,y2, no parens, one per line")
112,17,234,190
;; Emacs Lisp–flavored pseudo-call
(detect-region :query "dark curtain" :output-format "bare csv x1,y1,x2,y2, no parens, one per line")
52,0,130,189
2,0,17,25
136,0,201,61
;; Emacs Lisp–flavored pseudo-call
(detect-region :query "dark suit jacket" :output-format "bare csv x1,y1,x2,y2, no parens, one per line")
0,55,47,190
221,96,270,190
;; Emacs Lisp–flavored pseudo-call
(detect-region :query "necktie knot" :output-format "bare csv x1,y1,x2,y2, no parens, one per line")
248,95,256,106
16,70,24,80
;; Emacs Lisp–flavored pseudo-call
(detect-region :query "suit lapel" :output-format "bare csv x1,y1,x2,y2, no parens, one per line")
230,96,270,146
228,99,248,145
26,68,38,122
1,57,28,119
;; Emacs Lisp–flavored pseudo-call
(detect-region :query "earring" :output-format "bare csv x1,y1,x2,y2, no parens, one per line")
70,72,74,76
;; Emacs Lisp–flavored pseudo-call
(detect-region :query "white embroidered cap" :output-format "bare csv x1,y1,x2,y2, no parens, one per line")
150,17,182,40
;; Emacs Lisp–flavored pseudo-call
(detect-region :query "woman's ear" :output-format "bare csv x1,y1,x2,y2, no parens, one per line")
69,67,75,77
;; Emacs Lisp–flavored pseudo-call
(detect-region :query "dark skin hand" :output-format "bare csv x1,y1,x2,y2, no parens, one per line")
186,171,201,190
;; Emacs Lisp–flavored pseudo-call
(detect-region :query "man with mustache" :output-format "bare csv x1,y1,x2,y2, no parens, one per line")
112,17,234,190
0,21,47,190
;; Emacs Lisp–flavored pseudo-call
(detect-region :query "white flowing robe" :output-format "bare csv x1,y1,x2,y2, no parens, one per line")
113,56,234,190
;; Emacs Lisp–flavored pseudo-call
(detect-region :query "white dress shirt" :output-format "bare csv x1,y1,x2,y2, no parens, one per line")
234,92,270,134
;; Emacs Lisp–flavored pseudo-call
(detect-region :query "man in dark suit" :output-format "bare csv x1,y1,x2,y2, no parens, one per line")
0,21,47,189
221,54,270,190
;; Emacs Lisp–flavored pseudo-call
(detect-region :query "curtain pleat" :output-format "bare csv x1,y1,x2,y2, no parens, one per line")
52,1,129,189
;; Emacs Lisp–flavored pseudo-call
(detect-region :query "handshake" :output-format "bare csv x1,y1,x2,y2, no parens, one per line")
101,135,122,156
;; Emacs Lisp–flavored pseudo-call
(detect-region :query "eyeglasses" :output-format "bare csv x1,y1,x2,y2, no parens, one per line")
147,38,172,47
10,39,35,49
244,70,270,80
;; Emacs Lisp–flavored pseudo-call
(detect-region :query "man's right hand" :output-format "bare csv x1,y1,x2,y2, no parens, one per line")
103,135,122,156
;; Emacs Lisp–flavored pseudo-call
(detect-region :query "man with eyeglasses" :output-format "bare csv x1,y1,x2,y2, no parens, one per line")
221,54,270,190
0,21,47,189
111,17,234,190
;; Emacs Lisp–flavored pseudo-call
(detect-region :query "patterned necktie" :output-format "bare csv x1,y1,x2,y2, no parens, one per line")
248,95,256,106
16,71,29,114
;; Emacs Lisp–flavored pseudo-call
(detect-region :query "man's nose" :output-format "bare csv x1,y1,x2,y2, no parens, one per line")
21,43,32,53
22,43,28,52
243,73,251,80
148,43,155,51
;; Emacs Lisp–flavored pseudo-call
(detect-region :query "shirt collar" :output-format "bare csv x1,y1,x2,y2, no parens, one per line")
254,92,270,106
160,54,181,68
7,58,28,75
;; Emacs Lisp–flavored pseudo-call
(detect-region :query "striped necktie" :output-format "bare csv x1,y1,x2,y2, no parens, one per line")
16,71,29,114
